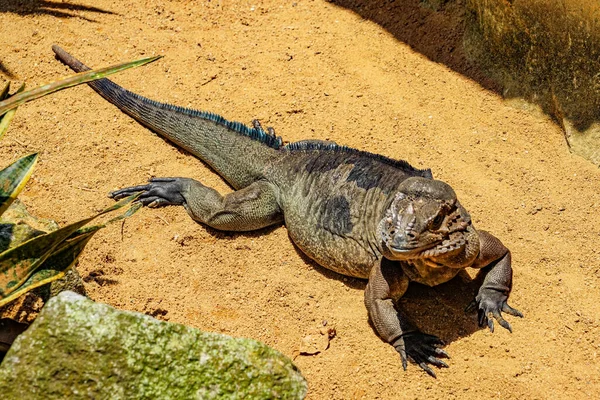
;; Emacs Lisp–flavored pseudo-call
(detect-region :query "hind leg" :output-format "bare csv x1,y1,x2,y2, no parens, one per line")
110,178,283,231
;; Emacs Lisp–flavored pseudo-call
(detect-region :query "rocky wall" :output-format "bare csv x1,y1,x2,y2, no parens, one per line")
464,0,600,164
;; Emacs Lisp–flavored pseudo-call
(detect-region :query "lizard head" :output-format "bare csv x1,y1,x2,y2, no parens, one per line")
379,177,474,265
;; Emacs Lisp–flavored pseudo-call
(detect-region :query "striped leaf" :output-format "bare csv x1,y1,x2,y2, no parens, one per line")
0,82,10,100
0,193,138,299
0,153,38,217
0,83,25,140
0,228,100,308
0,54,161,115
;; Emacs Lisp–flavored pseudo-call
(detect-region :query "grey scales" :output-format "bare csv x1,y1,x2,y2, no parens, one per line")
52,45,522,378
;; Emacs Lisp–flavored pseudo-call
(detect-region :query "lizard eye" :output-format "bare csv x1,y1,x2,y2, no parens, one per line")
430,214,445,230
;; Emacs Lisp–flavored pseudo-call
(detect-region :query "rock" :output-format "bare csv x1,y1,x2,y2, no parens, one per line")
48,266,86,298
420,0,450,11
464,0,600,165
0,292,307,399
298,326,336,356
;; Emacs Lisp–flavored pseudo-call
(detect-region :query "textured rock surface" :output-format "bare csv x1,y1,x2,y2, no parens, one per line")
464,0,600,164
0,291,307,400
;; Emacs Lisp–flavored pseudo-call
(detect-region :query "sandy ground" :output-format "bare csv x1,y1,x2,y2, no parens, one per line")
1,0,600,398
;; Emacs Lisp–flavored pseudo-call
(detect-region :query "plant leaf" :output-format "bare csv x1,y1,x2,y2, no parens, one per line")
71,200,142,237
0,82,10,101
0,55,161,115
0,83,25,140
0,193,138,299
0,228,100,308
0,153,38,217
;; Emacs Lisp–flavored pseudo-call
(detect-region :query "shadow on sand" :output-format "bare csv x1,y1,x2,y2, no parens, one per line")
291,242,488,346
0,0,117,78
0,0,115,20
329,0,501,93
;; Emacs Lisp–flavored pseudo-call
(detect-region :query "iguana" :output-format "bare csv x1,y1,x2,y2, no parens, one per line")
52,45,522,377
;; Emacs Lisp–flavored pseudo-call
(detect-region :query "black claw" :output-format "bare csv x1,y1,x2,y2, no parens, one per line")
397,332,449,377
109,178,186,207
110,190,137,200
394,341,408,371
478,309,486,327
472,291,521,334
139,196,161,206
493,310,512,332
487,316,494,333
148,200,163,208
426,356,448,368
109,184,151,201
499,319,512,333
419,362,437,378
465,300,477,313
502,303,523,318
434,348,450,358
149,198,174,208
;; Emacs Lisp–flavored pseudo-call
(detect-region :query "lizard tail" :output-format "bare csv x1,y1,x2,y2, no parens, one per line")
51,45,283,189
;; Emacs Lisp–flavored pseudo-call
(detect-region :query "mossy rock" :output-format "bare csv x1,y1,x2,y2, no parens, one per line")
0,291,307,399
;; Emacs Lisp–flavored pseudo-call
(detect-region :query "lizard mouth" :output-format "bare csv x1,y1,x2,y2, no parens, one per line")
420,235,466,258
389,236,465,259
388,242,439,258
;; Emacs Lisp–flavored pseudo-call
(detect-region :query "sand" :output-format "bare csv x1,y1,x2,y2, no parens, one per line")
1,0,599,398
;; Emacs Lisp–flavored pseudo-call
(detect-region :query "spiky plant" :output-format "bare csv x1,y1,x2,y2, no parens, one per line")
0,53,159,308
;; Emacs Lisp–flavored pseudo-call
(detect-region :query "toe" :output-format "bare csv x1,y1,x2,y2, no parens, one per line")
418,362,437,378
110,184,150,199
487,314,495,333
434,348,450,358
502,303,523,318
139,196,161,206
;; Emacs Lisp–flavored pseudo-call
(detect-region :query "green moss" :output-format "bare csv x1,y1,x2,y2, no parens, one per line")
0,292,307,399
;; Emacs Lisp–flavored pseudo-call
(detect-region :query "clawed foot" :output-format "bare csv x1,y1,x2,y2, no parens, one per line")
466,289,523,333
109,177,188,208
393,332,449,378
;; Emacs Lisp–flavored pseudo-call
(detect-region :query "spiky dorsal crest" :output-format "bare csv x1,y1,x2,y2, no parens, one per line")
282,141,433,178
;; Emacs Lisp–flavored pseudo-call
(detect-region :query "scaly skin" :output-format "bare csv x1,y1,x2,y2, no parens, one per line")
53,45,522,378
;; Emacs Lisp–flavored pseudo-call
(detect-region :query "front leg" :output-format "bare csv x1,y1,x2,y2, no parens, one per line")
467,230,523,332
110,178,283,231
365,258,449,377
